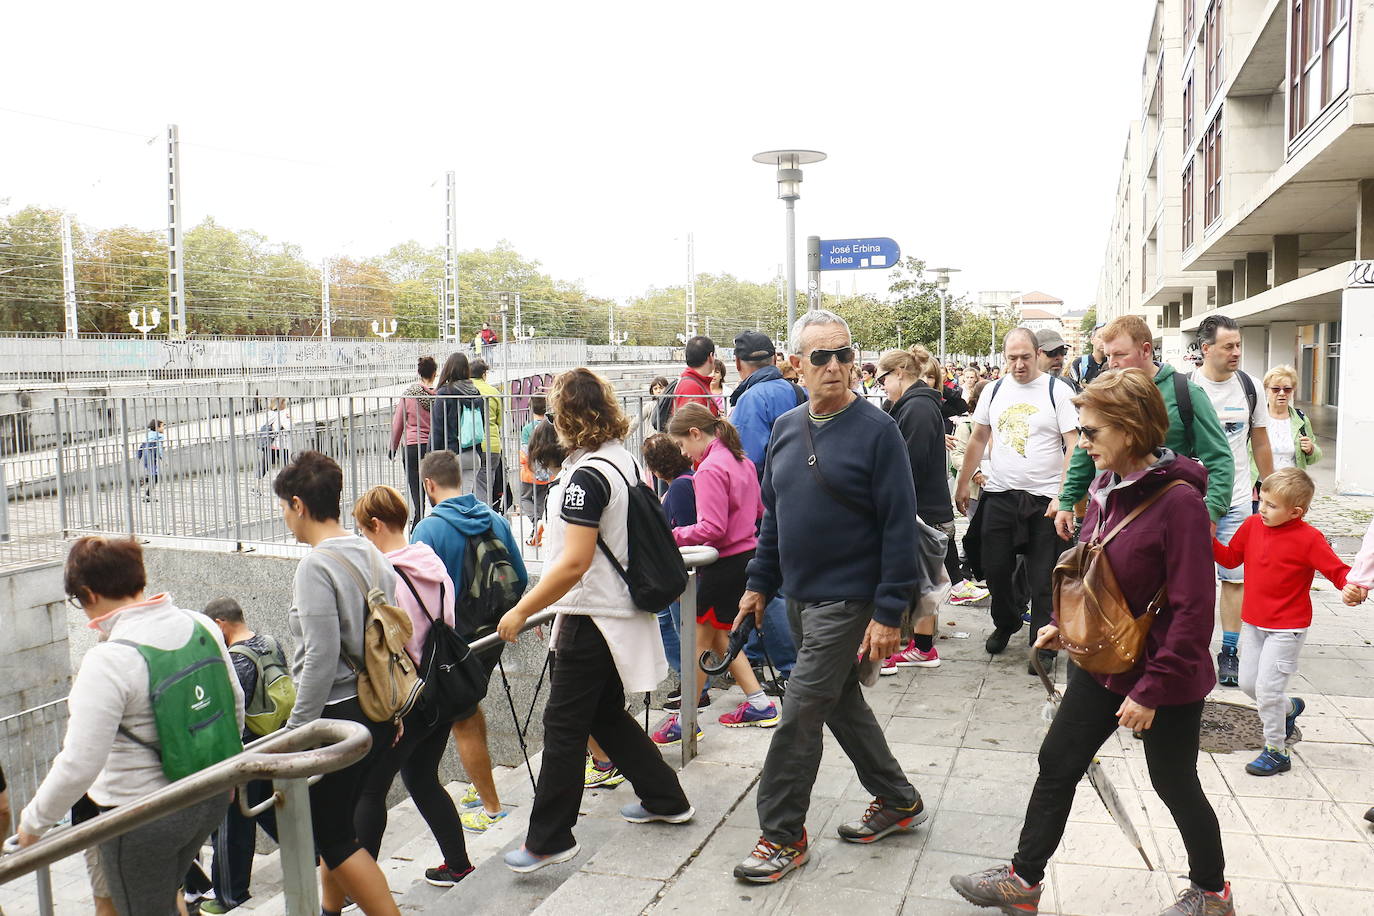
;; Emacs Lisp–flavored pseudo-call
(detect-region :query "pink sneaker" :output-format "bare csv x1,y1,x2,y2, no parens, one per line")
880,655,900,676
892,644,941,668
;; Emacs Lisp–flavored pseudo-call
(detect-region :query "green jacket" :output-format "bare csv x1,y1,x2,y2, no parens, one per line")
1250,408,1320,484
1058,363,1233,521
473,378,504,454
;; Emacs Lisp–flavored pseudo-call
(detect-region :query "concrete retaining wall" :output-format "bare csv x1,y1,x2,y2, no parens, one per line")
0,560,70,717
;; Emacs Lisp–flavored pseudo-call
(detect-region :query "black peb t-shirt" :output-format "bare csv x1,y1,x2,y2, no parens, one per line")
561,467,611,528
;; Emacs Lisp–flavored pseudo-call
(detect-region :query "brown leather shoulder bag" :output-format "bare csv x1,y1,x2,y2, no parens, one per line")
1053,479,1190,674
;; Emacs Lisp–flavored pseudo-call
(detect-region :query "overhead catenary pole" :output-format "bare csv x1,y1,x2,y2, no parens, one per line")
320,258,332,340
60,213,77,338
685,232,697,338
165,124,186,338
444,171,460,343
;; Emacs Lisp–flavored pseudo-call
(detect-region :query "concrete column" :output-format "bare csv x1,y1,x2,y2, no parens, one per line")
1357,179,1374,260
1246,251,1271,297
1273,235,1300,286
1241,325,1268,378
1268,321,1298,370
1182,292,1194,320
1336,282,1374,494
1217,271,1234,307
1233,260,1248,302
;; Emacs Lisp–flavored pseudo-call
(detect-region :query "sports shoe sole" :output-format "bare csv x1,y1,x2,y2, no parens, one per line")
720,714,780,728
506,843,580,874
1244,759,1291,776
584,774,626,789
838,807,929,844
879,665,899,676
461,812,509,834
949,877,1040,914
896,657,941,668
622,805,695,824
733,849,810,883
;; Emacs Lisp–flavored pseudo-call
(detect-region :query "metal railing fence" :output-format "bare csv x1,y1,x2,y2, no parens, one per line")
0,700,70,912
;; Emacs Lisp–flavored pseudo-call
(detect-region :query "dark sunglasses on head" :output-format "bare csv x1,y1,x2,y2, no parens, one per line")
807,346,856,367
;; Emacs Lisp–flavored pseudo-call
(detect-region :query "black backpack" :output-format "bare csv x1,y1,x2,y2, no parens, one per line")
586,456,689,611
651,378,681,431
457,524,524,644
396,569,490,727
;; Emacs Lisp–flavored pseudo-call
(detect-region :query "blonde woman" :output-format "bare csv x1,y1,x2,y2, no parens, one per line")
1251,365,1319,486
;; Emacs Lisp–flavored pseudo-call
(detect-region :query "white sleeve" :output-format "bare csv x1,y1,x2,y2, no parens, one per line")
1055,380,1080,433
972,385,994,427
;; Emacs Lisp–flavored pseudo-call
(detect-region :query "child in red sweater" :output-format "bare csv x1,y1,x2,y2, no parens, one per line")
1213,468,1349,776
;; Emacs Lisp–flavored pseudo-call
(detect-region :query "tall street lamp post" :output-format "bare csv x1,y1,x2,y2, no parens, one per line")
371,318,397,341
753,150,826,350
930,267,961,365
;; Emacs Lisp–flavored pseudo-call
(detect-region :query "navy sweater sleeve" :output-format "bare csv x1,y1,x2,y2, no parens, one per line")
662,475,698,528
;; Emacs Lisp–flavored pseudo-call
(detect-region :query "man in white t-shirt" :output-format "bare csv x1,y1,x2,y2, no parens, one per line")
955,328,1079,674
1193,315,1273,687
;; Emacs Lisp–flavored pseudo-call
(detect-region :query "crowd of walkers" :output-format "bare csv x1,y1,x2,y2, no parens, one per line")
14,307,1374,916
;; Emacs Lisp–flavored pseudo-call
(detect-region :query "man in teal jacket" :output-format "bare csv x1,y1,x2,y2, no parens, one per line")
411,449,529,835
1053,315,1232,539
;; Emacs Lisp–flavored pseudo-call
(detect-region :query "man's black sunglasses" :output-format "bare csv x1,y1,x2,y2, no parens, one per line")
807,346,856,367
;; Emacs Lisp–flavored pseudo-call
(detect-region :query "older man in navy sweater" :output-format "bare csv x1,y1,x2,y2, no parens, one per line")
732,310,926,884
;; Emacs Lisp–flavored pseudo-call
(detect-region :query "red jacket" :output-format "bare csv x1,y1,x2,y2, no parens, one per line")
1213,514,1348,629
674,367,719,417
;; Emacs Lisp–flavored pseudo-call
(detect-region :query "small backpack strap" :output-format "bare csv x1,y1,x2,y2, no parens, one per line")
1098,480,1191,547
396,567,436,624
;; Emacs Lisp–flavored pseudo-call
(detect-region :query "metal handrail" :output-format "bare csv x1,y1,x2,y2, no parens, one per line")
0,718,370,886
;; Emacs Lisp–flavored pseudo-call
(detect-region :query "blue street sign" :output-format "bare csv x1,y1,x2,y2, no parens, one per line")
818,237,901,271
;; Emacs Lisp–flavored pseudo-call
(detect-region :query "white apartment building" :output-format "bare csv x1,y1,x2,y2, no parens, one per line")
1097,0,1374,492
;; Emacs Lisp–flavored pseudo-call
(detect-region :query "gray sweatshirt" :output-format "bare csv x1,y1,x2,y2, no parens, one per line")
286,536,397,728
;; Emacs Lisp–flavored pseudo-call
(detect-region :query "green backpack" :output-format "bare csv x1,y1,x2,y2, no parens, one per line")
113,617,244,781
230,635,297,736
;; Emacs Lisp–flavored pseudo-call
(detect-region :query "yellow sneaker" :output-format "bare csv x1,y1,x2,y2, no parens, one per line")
460,808,509,834
458,784,481,810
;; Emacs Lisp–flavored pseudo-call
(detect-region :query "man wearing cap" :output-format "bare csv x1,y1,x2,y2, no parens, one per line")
729,330,806,481
1035,328,1078,393
1069,323,1108,389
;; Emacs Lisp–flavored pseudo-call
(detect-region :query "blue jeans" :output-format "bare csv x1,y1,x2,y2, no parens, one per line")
658,601,682,674
744,596,796,678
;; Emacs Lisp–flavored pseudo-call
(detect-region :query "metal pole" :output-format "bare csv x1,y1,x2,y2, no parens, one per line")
806,235,821,312
785,200,797,347
228,397,243,550
321,258,332,341
36,865,53,915
444,171,460,343
678,570,699,768
514,292,522,344
166,124,187,339
940,291,947,364
685,233,697,338
119,400,135,535
60,214,78,339
276,777,321,916
54,399,68,535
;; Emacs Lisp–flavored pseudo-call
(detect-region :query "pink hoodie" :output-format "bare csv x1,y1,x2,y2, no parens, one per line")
386,542,458,664
672,437,763,559
1347,519,1374,588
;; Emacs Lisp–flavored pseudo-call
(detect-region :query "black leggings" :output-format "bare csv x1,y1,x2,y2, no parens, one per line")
309,698,395,870
1012,665,1225,892
402,444,431,530
355,710,470,871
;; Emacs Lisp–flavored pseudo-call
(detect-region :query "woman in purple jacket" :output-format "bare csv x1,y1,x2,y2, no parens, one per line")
953,369,1233,916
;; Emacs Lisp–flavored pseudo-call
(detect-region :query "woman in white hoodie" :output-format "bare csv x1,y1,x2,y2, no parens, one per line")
351,485,475,890
496,368,694,873
18,536,244,916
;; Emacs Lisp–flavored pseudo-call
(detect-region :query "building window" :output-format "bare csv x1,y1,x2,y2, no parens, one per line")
1184,0,1195,41
1289,0,1351,140
1182,162,1195,250
1204,111,1223,226
1205,0,1224,102
1183,77,1194,148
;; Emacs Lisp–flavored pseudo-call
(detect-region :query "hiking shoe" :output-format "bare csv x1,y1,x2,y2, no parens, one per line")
759,674,788,697
1245,746,1291,776
733,831,809,883
584,757,626,789
651,713,703,746
1158,881,1235,915
1216,646,1239,687
665,688,710,711
457,784,482,809
719,701,780,728
460,808,509,833
950,864,1042,914
504,843,580,873
836,796,928,844
1286,696,1306,739
1020,608,1032,624
620,802,694,824
985,628,1016,655
949,580,990,604
424,863,474,887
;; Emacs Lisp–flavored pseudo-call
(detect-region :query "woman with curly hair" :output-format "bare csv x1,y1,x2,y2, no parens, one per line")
496,368,693,872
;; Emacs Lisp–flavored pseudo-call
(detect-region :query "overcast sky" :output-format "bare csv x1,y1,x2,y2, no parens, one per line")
2,0,1156,313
